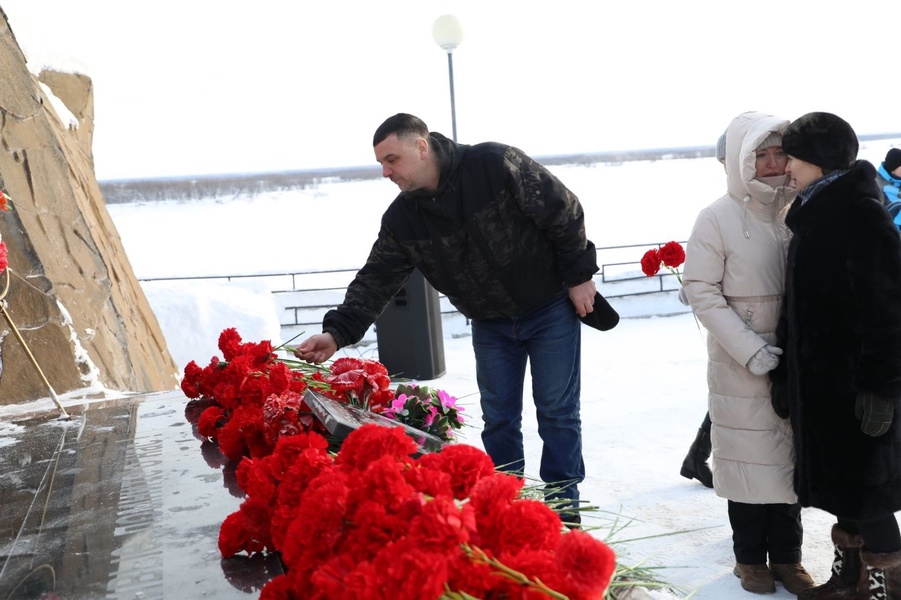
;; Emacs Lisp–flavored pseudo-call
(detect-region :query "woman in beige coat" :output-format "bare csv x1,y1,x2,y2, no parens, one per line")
683,111,813,595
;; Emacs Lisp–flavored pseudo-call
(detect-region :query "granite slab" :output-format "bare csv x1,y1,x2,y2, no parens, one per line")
0,390,281,599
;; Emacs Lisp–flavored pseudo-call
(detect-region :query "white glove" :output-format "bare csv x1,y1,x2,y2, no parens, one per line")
677,287,689,306
747,345,783,375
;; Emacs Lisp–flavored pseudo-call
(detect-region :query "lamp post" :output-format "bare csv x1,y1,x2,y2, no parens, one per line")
431,14,463,142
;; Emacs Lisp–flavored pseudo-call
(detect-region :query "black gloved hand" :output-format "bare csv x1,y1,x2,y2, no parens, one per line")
770,380,790,419
855,393,895,437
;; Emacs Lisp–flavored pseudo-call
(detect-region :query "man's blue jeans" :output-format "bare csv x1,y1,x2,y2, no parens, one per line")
471,291,584,507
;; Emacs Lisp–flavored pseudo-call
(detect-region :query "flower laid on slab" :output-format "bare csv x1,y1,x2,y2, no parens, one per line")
311,356,393,413
383,383,465,441
181,329,642,599
182,329,311,461
182,328,459,461
218,423,616,600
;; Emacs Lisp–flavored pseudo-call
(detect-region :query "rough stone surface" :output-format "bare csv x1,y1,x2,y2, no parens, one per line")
0,9,179,403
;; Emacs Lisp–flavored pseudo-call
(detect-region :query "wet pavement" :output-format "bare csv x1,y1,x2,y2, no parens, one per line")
0,390,281,599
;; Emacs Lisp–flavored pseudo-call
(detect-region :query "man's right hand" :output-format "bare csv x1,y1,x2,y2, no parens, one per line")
293,333,338,364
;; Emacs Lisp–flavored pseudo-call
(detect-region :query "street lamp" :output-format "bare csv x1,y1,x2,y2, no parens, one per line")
431,14,463,142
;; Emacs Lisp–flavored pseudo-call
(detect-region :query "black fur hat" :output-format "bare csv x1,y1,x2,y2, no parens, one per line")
783,112,858,171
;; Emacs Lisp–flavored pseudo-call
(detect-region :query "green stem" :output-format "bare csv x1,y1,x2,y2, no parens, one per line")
669,267,701,332
452,543,569,599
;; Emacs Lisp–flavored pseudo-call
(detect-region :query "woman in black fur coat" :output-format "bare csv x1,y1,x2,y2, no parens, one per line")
772,112,901,599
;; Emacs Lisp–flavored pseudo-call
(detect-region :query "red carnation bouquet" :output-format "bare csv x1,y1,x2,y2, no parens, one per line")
220,423,616,600
182,328,461,461
183,329,618,599
640,240,686,282
641,241,701,329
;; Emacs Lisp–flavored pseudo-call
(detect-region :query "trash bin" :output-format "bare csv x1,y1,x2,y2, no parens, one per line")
375,269,446,380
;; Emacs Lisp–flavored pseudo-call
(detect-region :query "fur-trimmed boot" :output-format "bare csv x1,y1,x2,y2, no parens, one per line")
860,547,901,600
680,427,713,488
798,524,867,600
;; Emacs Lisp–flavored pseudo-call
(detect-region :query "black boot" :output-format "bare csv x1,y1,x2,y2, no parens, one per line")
680,427,713,488
798,524,866,599
860,547,901,600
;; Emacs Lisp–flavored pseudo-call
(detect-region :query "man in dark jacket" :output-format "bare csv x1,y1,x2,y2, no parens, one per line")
295,113,600,523
772,112,901,599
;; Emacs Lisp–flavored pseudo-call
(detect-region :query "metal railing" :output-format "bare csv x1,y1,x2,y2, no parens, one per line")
139,241,686,330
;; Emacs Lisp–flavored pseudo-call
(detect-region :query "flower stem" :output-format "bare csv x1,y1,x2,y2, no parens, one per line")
669,267,701,331
455,543,569,599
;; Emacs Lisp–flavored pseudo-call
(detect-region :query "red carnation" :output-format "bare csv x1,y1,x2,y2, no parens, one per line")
181,360,204,399
468,472,525,552
0,241,8,275
197,405,225,439
408,497,477,552
659,240,686,268
259,573,292,600
270,430,329,472
367,539,450,600
325,357,393,410
640,241,687,285
339,560,382,600
262,390,304,447
417,443,496,499
554,530,617,598
337,423,418,472
218,511,251,558
496,499,562,553
345,455,416,516
403,462,453,499
469,472,524,517
640,248,661,276
340,501,410,559
218,327,243,360
284,472,350,565
308,554,358,599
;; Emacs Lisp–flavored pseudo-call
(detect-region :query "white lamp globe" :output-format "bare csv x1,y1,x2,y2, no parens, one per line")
432,14,463,51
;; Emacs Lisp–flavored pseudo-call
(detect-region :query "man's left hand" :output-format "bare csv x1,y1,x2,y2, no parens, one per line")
568,280,598,317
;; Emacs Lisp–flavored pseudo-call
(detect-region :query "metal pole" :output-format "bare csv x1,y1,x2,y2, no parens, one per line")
0,269,69,419
447,51,457,142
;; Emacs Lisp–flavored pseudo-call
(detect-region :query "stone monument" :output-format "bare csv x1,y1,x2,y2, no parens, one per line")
0,8,179,403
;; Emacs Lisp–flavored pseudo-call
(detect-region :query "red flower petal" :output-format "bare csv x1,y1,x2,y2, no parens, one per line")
659,240,686,269
640,248,661,277
218,328,243,360
330,357,364,375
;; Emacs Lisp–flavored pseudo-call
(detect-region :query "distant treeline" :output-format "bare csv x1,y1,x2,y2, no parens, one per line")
99,134,900,205
98,166,384,204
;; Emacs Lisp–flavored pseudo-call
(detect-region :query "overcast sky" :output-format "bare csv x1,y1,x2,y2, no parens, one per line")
3,0,898,181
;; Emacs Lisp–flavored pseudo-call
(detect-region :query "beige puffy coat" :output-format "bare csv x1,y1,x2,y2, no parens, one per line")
683,112,797,504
